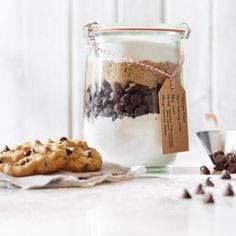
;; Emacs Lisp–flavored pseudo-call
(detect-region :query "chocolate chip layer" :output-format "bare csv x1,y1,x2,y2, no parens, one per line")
85,80,162,120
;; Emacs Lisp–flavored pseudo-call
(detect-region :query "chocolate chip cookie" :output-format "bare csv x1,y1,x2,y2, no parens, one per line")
0,141,68,177
57,137,102,172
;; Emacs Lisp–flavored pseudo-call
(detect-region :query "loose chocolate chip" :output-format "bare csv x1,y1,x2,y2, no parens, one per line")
226,164,236,174
101,105,113,117
226,153,236,163
101,80,110,90
83,150,92,157
210,151,225,164
134,107,146,117
102,97,110,106
223,184,235,196
104,88,112,97
125,86,135,93
66,148,73,155
110,92,120,103
148,104,155,113
181,189,192,199
204,193,215,204
214,162,225,171
143,95,153,105
130,94,142,105
140,86,150,95
221,170,231,179
120,94,131,106
0,159,3,164
200,166,210,175
114,104,125,114
24,150,32,157
125,104,135,114
195,184,205,194
212,151,226,171
111,82,122,94
205,177,214,187
60,137,67,143
94,97,103,106
2,145,10,153
134,84,142,91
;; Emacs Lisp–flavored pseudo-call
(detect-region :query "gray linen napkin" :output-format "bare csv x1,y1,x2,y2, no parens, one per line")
0,163,146,189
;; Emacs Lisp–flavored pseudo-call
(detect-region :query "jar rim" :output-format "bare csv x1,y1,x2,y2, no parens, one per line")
83,22,191,39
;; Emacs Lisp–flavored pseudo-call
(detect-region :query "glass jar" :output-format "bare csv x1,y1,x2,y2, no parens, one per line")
83,23,190,170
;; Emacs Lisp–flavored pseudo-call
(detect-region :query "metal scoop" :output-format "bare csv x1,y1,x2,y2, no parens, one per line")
196,130,236,156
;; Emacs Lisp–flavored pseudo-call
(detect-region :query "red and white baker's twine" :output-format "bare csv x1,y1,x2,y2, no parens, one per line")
93,46,184,89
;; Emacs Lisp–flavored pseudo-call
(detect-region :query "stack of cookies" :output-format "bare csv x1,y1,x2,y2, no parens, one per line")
0,137,102,177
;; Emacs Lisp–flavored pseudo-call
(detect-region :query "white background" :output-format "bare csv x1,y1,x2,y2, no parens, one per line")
0,0,235,150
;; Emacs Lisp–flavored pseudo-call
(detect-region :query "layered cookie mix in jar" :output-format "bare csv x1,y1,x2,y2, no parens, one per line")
83,23,190,171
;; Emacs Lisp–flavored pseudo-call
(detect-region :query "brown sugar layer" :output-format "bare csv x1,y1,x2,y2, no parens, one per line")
102,60,180,88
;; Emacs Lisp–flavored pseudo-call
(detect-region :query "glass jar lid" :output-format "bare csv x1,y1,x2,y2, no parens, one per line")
83,22,191,40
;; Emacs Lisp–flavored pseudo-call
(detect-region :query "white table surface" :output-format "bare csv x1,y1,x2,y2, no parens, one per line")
0,146,235,236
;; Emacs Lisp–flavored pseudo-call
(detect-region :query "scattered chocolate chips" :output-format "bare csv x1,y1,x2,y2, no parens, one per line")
214,162,225,171
65,148,73,155
209,151,236,173
200,166,210,175
204,193,215,204
223,184,235,197
220,170,231,180
205,177,214,187
210,151,225,163
59,137,67,143
85,80,162,120
181,189,192,199
195,184,205,194
226,163,236,174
